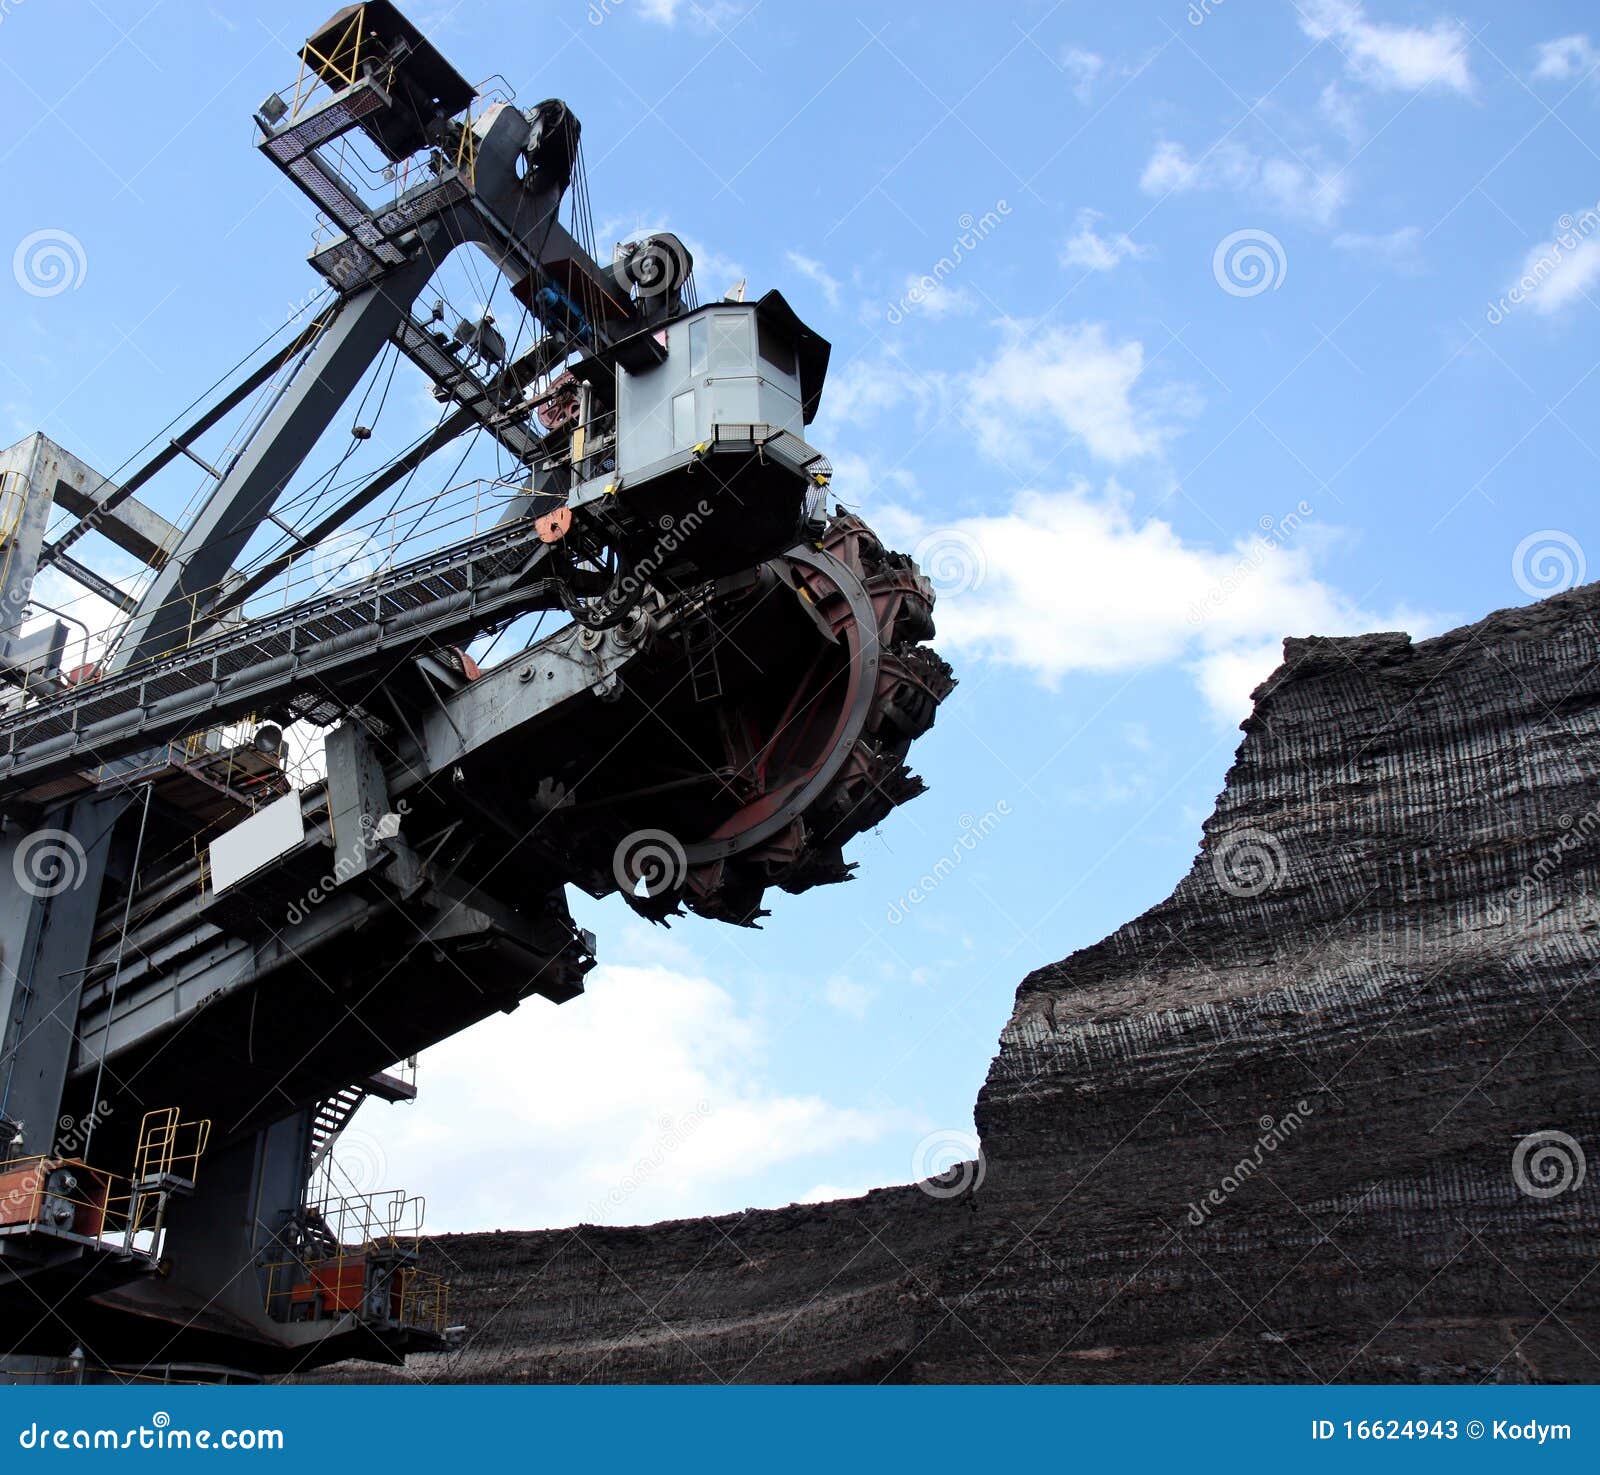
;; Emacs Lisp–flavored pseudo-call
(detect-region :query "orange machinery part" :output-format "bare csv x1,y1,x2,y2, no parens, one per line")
289,1255,401,1320
0,1158,111,1237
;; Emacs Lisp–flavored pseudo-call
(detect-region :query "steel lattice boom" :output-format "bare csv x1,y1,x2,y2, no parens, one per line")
0,0,951,1384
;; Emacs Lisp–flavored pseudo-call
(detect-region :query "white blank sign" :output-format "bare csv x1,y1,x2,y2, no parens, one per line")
209,792,304,894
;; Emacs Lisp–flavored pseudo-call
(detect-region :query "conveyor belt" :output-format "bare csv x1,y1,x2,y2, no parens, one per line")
0,519,561,798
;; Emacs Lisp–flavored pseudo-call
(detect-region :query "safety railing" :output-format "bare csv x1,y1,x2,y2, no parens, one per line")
398,1267,450,1334
289,7,368,121
133,1107,212,1188
262,1183,444,1333
0,1108,210,1248
305,1187,425,1253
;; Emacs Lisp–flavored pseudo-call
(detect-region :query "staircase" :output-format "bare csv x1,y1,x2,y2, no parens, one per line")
307,1067,418,1180
307,1084,368,1179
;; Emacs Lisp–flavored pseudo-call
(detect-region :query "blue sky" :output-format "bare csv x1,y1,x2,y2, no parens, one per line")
2,0,1598,1230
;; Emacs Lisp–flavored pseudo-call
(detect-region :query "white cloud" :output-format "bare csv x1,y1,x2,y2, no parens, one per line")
967,322,1198,465
818,355,918,429
1318,81,1363,143
1506,224,1600,317
786,250,841,307
1532,34,1600,83
371,953,904,1231
873,484,1430,724
636,0,740,24
896,271,975,320
1140,139,1349,226
1333,224,1423,268
796,1182,871,1204
1060,47,1103,104
1061,208,1151,272
1298,0,1473,94
822,973,873,1019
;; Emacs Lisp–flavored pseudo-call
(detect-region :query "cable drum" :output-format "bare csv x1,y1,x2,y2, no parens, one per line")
612,233,693,301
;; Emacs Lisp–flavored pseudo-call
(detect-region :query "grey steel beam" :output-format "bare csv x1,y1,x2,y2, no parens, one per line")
112,252,440,667
40,319,327,571
0,522,563,796
0,792,123,1156
199,405,480,625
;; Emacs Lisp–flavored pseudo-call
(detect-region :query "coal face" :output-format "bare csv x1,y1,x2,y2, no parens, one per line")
313,586,1600,1384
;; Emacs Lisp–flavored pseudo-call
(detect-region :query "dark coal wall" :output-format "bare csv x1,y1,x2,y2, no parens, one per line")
315,587,1600,1384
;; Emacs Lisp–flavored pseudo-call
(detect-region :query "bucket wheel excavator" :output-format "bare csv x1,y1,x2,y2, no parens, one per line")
0,2,950,1381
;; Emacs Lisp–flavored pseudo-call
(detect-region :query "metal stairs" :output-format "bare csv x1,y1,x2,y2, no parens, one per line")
0,519,563,799
307,1083,368,1179
307,1067,416,1180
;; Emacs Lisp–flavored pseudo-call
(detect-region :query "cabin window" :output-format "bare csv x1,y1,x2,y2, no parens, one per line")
672,390,696,445
708,313,749,372
757,317,796,375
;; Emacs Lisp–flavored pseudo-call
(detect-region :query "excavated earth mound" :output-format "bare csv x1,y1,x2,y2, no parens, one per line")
322,585,1600,1383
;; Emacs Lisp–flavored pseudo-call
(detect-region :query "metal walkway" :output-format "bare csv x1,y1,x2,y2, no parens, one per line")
0,519,561,798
